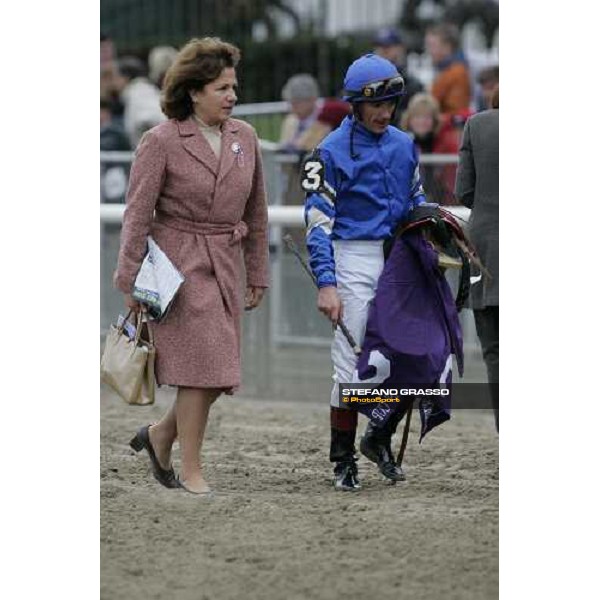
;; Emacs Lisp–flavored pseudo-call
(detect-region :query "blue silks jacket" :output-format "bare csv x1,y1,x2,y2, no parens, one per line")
304,116,427,288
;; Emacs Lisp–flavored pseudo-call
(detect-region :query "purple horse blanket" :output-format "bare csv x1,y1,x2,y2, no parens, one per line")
352,230,464,439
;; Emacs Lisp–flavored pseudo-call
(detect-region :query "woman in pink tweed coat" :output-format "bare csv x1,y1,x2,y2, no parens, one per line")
114,38,269,495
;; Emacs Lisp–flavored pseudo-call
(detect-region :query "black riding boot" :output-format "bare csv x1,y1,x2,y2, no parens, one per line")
330,407,360,491
360,414,406,482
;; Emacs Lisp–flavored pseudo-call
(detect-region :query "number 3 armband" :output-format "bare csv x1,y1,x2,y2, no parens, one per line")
300,150,336,203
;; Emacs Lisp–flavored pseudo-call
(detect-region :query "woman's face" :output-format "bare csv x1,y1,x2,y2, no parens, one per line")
409,109,435,137
291,98,317,120
191,67,238,126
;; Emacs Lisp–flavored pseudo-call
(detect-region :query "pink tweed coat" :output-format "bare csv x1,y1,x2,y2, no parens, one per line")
114,116,269,389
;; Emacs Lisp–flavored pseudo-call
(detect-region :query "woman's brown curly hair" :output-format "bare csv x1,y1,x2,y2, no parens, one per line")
161,37,241,120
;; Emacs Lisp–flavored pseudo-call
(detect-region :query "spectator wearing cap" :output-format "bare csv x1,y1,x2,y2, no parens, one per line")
372,27,424,119
114,56,166,148
476,65,499,111
425,22,471,114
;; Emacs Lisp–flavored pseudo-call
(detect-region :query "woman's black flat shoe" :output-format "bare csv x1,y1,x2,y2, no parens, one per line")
129,425,181,489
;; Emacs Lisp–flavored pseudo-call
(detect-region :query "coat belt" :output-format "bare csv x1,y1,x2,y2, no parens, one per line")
154,211,248,245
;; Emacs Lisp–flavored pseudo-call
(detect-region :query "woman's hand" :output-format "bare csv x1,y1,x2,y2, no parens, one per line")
245,286,265,311
317,286,343,325
124,293,144,313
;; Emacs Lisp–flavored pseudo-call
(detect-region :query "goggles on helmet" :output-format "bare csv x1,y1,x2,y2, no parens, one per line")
346,75,405,101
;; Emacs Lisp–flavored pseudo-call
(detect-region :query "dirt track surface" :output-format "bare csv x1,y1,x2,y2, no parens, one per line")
101,387,498,600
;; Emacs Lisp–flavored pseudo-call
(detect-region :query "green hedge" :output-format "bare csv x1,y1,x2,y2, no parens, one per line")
237,113,284,143
236,36,372,103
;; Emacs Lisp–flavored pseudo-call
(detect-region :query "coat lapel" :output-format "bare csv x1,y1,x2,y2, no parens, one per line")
177,116,219,176
217,119,242,185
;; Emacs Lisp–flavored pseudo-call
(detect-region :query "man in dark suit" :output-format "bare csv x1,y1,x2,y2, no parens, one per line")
455,89,499,431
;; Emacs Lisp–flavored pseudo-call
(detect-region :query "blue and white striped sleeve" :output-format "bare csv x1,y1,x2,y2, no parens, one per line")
410,142,427,208
302,148,338,288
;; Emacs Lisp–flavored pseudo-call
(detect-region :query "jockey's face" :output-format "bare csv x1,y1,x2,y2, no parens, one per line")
359,100,396,134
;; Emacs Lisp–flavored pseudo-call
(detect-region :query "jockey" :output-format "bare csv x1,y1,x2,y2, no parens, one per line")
302,54,428,491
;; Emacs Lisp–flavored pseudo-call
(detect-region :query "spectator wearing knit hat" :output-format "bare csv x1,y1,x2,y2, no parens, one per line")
279,74,350,153
279,74,322,151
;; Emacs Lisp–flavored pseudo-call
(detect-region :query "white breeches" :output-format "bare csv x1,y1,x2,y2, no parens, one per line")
329,240,385,408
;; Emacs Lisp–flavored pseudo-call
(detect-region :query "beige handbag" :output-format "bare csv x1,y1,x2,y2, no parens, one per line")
136,318,156,405
100,311,156,405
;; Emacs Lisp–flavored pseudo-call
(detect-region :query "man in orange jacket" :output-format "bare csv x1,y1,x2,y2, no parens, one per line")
425,23,471,114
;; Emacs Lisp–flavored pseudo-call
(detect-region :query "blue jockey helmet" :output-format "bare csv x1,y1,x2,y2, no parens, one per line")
342,54,405,103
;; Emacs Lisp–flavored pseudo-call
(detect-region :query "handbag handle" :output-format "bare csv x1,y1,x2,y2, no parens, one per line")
133,310,145,345
116,309,134,335
116,308,153,347
140,311,154,347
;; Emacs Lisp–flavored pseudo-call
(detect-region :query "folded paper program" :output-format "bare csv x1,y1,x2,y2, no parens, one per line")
132,237,185,321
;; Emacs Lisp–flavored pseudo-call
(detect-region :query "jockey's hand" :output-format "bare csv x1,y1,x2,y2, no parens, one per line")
317,286,343,326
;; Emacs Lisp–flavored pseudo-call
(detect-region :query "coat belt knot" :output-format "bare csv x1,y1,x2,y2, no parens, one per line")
230,221,248,245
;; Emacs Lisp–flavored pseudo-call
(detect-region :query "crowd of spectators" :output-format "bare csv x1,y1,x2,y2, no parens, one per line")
273,23,498,205
100,34,177,152
101,20,498,206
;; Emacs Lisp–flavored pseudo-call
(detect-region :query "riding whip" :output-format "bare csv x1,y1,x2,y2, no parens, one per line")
283,234,361,355
396,399,414,468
